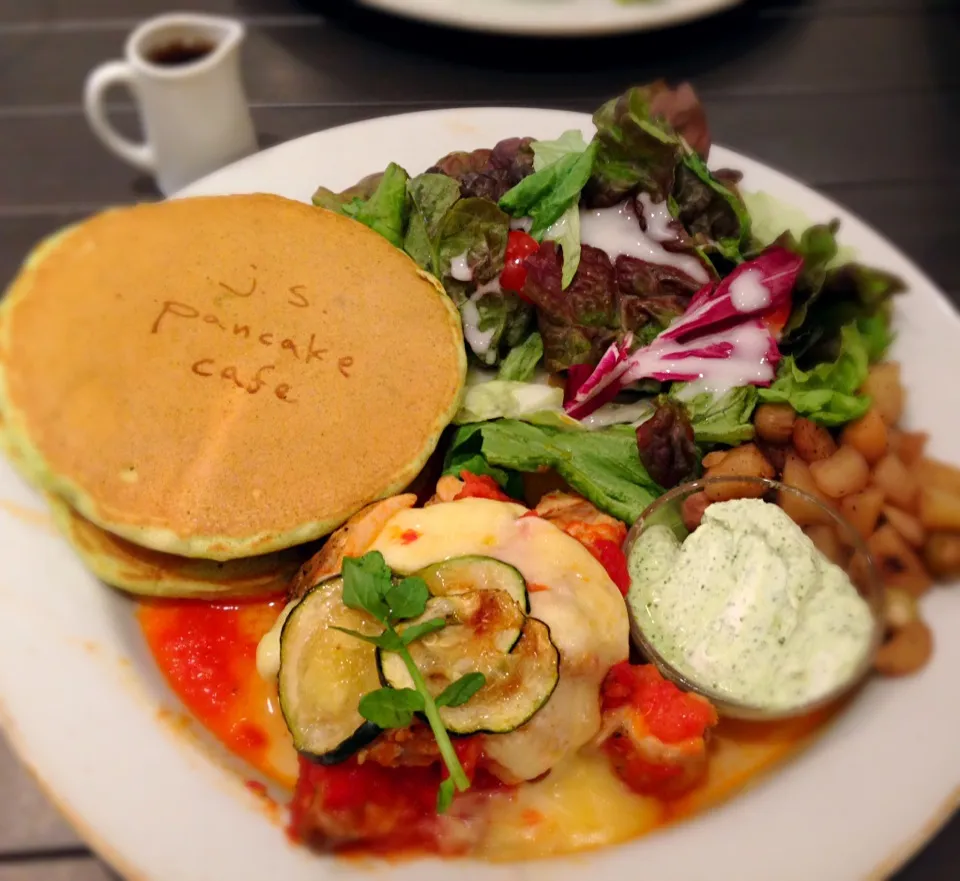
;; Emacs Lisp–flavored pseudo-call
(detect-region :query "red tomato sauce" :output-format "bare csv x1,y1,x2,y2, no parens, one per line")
138,595,297,787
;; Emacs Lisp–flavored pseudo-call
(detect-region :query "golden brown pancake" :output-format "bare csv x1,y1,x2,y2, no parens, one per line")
0,195,466,560
45,493,305,598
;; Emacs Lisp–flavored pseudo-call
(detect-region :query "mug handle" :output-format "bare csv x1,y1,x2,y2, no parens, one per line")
83,61,156,173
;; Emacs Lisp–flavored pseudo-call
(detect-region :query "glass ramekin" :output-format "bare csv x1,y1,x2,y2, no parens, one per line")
623,476,884,721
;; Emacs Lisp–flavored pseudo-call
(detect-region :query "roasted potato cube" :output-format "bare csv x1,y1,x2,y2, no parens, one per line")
701,450,728,469
867,524,933,596
873,454,919,512
810,446,871,498
754,403,796,445
840,409,888,465
704,444,775,502
914,457,960,498
874,620,933,677
882,506,925,549
923,532,960,579
861,362,904,426
897,432,928,466
805,524,844,565
780,452,835,526
756,440,787,475
918,487,960,532
792,417,838,463
839,487,885,541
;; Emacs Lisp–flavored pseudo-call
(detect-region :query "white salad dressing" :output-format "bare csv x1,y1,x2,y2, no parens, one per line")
729,268,771,312
474,276,503,297
637,193,676,243
625,322,775,396
450,250,474,282
579,200,709,284
461,297,497,363
544,211,571,242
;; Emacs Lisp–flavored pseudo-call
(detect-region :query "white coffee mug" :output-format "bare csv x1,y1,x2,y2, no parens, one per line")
84,13,259,196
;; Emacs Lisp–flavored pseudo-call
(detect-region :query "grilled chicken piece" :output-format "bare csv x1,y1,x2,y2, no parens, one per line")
534,491,627,545
355,723,442,768
598,662,718,800
288,494,417,601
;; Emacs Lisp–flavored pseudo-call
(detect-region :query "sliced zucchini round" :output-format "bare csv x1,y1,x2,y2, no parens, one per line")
278,577,383,764
416,555,529,612
380,590,560,735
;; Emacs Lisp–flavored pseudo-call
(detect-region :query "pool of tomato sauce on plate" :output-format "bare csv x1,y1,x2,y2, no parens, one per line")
138,596,839,859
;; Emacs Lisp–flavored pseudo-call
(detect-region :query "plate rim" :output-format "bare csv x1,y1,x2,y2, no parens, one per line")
1,104,958,881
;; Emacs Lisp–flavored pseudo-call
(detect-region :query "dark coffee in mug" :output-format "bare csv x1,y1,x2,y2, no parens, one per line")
146,38,215,67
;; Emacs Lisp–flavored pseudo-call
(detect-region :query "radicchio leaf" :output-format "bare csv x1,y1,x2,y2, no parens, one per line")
565,248,800,419
659,247,802,344
635,399,698,489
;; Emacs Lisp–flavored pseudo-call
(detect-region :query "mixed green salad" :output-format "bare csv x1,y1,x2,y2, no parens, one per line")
314,82,904,523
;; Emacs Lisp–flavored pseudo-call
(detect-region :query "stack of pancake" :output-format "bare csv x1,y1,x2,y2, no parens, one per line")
0,194,466,598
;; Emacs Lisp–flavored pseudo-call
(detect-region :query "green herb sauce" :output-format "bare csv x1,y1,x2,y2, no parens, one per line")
626,498,875,710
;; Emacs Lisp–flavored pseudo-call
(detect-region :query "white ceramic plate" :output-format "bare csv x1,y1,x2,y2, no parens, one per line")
0,108,957,881
356,0,745,37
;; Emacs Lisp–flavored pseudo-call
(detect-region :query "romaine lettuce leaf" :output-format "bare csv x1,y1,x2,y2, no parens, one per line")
313,171,385,214
312,163,410,249
759,322,872,426
453,380,564,425
403,173,463,277
473,290,535,364
857,310,894,363
499,141,597,238
497,331,543,382
531,131,590,288
741,190,856,263
672,384,758,445
532,130,590,168
444,420,663,523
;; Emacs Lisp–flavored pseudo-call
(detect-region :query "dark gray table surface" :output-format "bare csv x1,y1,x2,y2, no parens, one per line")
0,0,957,878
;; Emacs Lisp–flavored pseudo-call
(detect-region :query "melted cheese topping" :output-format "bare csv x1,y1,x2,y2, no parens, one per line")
371,497,630,781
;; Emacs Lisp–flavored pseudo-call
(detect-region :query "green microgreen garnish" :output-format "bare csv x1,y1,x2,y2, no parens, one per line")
336,552,486,813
